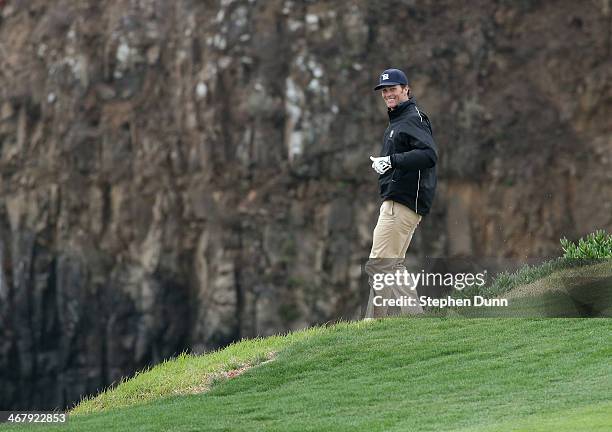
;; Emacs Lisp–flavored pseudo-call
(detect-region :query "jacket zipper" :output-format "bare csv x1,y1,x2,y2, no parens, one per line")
415,170,421,213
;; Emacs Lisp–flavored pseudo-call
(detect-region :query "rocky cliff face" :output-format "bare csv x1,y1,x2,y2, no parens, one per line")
0,0,610,410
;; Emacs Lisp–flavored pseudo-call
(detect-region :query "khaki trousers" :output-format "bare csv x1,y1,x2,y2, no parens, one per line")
364,200,423,318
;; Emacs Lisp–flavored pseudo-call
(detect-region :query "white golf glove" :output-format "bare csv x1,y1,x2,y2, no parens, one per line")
370,156,392,174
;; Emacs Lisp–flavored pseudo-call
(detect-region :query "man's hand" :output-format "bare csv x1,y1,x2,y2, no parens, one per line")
370,156,392,174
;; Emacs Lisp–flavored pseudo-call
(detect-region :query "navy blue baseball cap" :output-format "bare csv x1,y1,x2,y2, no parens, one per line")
374,68,409,90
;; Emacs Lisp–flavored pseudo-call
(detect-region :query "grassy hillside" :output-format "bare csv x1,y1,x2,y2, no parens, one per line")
451,260,612,317
5,318,611,431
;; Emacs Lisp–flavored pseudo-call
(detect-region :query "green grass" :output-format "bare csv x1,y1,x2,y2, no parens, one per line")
5,318,611,431
72,326,321,414
454,401,612,431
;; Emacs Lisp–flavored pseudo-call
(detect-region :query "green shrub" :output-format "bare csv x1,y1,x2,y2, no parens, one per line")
561,230,612,259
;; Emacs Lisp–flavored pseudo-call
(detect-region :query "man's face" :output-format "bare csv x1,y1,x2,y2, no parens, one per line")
380,85,409,110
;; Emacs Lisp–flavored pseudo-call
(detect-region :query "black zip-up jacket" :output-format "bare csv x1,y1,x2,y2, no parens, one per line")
378,98,438,216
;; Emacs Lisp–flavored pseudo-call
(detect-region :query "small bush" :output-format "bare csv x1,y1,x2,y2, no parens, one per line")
561,230,612,259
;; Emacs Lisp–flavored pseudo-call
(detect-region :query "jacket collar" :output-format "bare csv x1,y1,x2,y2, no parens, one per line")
388,97,415,120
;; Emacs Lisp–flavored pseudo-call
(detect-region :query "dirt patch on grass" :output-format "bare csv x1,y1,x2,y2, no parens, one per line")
183,351,278,395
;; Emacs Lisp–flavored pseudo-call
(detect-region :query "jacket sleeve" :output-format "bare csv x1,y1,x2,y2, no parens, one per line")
390,118,438,171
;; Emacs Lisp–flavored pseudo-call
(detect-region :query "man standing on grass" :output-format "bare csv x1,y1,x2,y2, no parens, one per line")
365,68,438,318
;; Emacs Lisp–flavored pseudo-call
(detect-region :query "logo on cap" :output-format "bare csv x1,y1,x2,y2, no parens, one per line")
374,68,409,91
